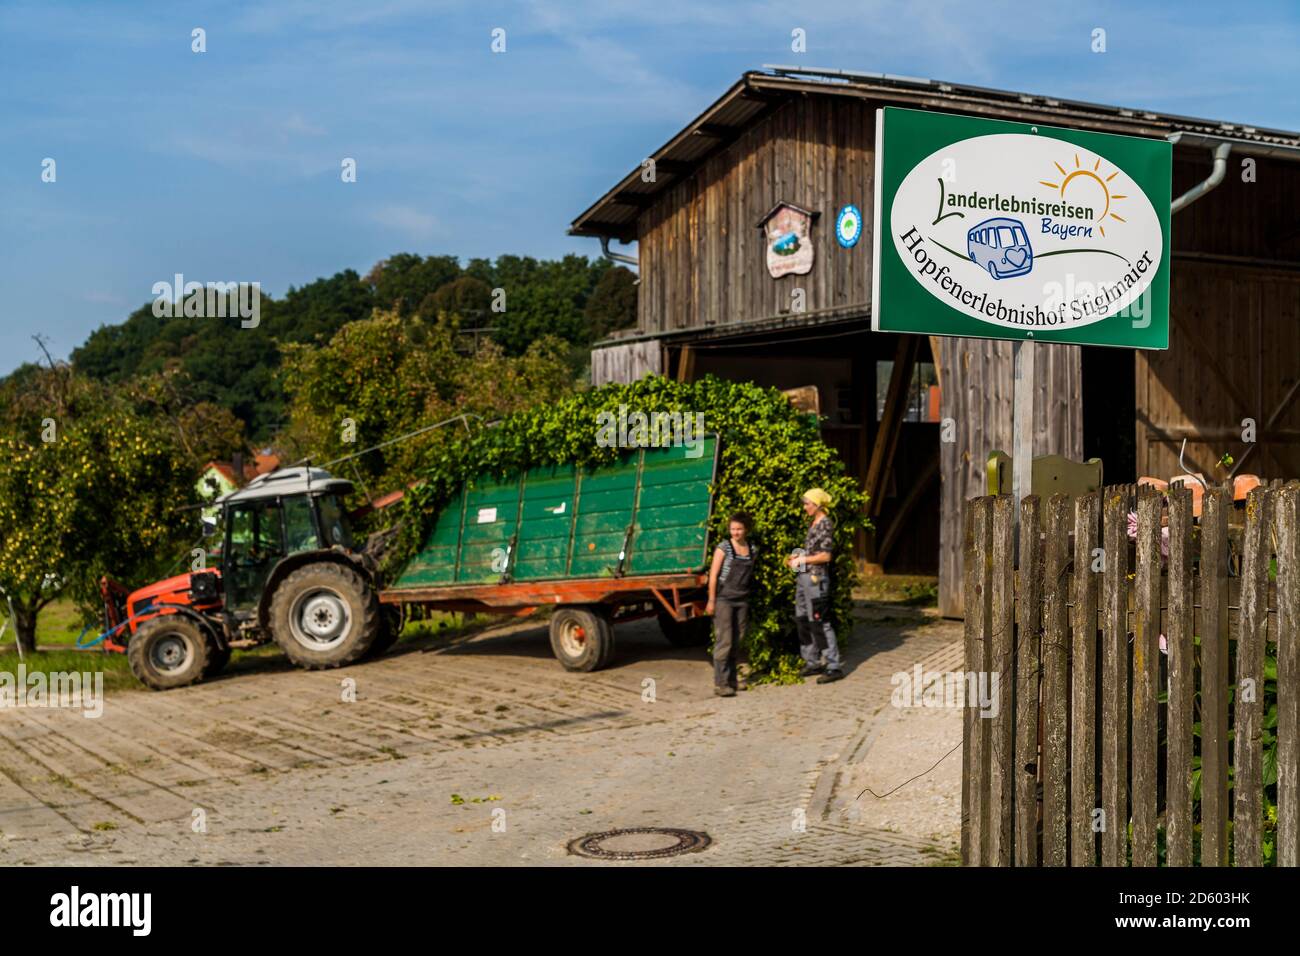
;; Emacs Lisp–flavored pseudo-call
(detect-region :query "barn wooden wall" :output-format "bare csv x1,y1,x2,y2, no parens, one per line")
937,338,1083,617
637,97,876,333
591,340,664,385
1137,261,1300,480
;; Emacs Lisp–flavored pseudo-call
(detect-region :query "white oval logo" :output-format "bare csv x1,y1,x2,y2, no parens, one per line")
889,133,1163,332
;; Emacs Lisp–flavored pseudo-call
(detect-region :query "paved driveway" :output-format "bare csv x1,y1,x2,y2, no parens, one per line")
0,605,963,865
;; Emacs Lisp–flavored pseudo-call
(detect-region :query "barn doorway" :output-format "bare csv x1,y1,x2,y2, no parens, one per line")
668,323,941,575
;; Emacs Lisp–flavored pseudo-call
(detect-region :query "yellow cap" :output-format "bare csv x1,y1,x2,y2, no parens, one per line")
802,488,832,509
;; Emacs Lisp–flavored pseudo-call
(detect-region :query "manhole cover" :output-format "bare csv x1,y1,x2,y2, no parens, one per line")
567,827,712,860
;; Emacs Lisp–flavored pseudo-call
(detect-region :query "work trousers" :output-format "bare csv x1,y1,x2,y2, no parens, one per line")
795,568,841,671
712,598,748,689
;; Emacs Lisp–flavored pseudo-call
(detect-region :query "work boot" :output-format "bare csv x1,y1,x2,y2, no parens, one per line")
816,669,844,685
801,662,825,677
714,685,736,698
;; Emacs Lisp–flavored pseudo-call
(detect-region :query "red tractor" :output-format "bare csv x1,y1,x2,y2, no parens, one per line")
102,467,398,690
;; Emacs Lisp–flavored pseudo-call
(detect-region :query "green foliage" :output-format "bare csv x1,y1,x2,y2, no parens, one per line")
70,270,374,438
366,254,462,315
419,276,493,323
0,366,198,649
63,255,635,440
397,375,869,679
583,265,638,342
279,310,575,499
1157,632,1280,866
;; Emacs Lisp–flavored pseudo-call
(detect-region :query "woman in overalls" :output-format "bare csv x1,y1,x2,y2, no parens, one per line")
787,488,842,684
706,513,755,697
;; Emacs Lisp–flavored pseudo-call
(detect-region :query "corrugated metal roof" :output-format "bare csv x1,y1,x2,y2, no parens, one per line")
570,67,1300,242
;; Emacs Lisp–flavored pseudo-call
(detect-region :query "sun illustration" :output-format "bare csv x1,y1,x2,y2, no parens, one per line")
1039,153,1127,237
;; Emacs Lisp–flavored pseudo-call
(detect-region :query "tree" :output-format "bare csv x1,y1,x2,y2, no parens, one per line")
278,310,575,502
418,275,493,325
584,265,638,341
70,270,376,440
0,367,197,651
51,252,618,441
365,254,461,315
126,365,248,467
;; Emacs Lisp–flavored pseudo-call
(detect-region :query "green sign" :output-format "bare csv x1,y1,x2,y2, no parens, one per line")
871,107,1171,348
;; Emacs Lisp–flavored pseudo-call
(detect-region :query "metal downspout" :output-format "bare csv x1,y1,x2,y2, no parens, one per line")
1170,140,1232,214
600,236,639,269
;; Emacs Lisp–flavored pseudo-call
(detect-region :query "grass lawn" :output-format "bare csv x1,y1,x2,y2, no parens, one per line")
34,597,95,646
2,600,490,695
0,646,139,693
853,574,939,607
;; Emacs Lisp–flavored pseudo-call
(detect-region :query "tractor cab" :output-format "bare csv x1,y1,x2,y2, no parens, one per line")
213,467,357,616
110,465,396,692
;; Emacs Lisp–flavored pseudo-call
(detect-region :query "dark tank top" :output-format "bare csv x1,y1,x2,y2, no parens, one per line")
717,539,755,601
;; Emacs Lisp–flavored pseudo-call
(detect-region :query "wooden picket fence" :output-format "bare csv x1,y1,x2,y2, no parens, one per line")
961,482,1300,867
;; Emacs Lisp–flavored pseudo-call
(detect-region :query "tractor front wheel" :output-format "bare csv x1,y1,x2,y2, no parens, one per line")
269,562,380,669
128,617,211,690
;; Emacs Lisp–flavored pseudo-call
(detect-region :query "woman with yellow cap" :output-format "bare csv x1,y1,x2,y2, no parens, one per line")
786,488,842,683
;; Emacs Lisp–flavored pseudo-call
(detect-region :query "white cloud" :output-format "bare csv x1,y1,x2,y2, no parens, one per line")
368,204,442,240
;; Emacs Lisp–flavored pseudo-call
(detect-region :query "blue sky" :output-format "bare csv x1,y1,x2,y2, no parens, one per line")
1,0,1297,374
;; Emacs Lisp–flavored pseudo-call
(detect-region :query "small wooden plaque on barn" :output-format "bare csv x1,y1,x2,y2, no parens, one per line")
758,202,818,278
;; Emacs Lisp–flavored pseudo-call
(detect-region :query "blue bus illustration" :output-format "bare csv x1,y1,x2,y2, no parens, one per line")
772,231,800,255
967,217,1033,279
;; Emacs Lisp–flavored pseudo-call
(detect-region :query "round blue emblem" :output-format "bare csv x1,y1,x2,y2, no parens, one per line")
835,205,862,248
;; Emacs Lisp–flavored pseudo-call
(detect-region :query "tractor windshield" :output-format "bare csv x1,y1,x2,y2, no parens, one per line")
283,495,320,554
317,494,355,549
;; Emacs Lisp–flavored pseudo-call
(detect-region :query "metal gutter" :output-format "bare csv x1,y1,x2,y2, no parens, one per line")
1167,132,1300,214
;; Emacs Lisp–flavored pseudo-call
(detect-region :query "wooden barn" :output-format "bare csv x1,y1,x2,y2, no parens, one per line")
570,67,1300,616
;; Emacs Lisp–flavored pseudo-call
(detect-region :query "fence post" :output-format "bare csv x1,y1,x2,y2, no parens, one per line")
1015,495,1042,866
1276,486,1300,867
989,495,1016,865
1233,487,1271,866
1165,484,1195,867
1200,487,1231,867
963,497,994,865
1100,488,1130,866
1130,486,1162,866
1041,494,1071,866
1071,493,1100,866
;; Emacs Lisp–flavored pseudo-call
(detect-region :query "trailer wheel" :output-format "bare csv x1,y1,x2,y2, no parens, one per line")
269,562,380,669
657,610,712,647
204,643,232,677
549,606,613,672
128,617,211,690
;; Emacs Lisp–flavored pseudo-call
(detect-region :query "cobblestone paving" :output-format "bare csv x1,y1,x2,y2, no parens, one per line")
0,606,963,866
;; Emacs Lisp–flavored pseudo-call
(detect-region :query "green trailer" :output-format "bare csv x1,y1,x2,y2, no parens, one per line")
380,436,720,670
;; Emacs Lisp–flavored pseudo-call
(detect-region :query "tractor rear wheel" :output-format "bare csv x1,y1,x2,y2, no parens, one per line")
128,617,211,690
204,643,232,677
366,605,404,658
548,605,614,672
269,562,380,669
